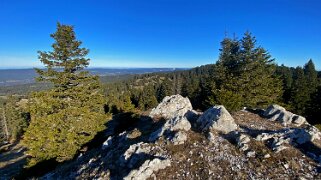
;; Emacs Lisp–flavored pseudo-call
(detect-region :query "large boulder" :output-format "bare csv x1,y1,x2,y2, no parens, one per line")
197,105,238,134
148,116,191,143
264,104,307,126
149,95,193,120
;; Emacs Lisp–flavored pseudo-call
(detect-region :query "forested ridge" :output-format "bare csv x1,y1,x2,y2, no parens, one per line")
103,36,321,124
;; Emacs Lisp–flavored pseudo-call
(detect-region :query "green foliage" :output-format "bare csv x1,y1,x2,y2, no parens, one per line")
307,84,321,124
206,32,282,111
289,67,310,115
156,79,172,102
121,93,135,112
138,85,158,110
275,65,294,103
22,23,110,167
4,96,29,142
0,96,29,144
275,59,320,123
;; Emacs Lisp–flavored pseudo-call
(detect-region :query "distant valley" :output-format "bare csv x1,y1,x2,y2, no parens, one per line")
0,68,186,86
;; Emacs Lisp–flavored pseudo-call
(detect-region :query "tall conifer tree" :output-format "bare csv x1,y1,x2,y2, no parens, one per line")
207,32,282,111
23,23,110,167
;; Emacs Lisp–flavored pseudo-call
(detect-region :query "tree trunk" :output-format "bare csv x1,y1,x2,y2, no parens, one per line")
1,108,9,142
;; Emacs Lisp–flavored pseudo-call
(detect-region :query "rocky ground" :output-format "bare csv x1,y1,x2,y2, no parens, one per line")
21,95,321,179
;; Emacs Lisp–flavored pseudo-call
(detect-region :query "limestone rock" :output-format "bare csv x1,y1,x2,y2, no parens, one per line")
264,104,307,126
238,134,251,144
170,131,187,145
256,126,321,153
169,116,192,132
236,133,251,152
102,136,113,150
124,158,171,180
119,142,152,168
148,116,191,143
246,151,256,158
197,105,238,133
149,95,193,120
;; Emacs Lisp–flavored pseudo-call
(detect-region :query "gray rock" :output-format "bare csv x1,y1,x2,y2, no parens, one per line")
197,105,238,134
237,134,251,144
149,95,193,120
207,132,216,142
148,116,191,142
102,136,113,150
283,163,289,169
256,126,321,152
124,158,171,180
170,131,187,145
264,104,307,126
169,116,192,131
239,144,249,152
306,125,321,141
236,133,251,152
246,151,256,158
119,142,152,168
264,154,271,158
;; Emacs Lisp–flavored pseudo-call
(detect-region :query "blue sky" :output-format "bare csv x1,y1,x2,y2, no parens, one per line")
0,0,320,69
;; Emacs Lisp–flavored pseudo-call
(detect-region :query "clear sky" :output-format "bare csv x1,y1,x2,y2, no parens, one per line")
0,0,320,69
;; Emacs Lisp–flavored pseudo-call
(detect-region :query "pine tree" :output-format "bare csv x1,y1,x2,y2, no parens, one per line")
4,96,28,142
157,79,172,102
276,65,293,104
309,85,321,124
239,32,282,108
138,85,158,110
303,59,318,118
121,93,135,112
289,67,309,115
206,32,282,111
304,59,318,93
22,23,110,167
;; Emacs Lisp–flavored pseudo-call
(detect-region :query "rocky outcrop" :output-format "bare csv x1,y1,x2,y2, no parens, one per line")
197,105,238,134
119,142,152,168
149,116,191,144
40,98,321,180
256,125,321,152
149,95,193,120
124,158,171,180
264,104,307,126
119,141,171,180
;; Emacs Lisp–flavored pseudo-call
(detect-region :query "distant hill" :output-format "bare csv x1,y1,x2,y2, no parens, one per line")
0,68,187,86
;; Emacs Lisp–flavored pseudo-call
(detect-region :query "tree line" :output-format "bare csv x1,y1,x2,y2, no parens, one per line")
103,32,321,124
